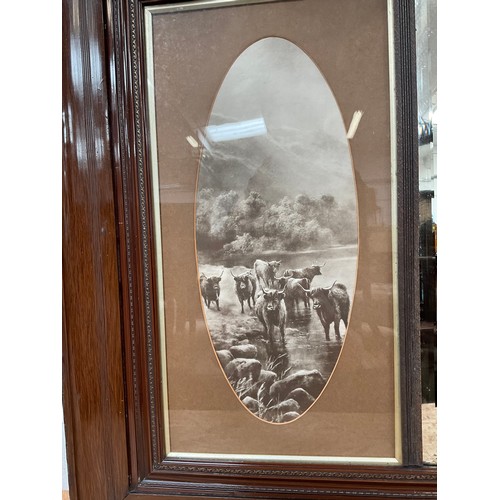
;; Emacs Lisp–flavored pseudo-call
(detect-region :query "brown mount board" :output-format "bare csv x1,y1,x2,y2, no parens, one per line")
152,2,395,458
62,0,436,498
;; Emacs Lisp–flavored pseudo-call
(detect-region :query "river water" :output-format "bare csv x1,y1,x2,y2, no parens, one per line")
200,245,358,381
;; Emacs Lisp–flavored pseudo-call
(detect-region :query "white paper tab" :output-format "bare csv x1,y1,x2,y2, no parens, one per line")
347,110,364,139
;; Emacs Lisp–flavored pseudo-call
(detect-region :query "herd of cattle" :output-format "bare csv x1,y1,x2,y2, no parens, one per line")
199,259,350,348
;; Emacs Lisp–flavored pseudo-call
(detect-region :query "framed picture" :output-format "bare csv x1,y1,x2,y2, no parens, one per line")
62,0,437,498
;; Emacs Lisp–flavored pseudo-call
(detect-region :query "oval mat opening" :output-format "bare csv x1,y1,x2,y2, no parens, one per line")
196,37,358,424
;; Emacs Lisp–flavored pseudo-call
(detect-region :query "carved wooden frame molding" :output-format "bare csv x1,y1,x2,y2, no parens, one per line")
62,0,437,498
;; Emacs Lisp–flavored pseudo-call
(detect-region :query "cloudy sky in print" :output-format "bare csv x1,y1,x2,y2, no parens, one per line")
198,37,356,207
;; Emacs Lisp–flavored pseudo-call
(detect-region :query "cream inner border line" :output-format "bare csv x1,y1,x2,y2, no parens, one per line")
169,453,400,466
145,8,171,455
387,0,403,465
145,0,402,465
146,0,291,15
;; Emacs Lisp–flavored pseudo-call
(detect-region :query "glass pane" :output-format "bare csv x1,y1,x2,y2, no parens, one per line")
146,0,405,464
415,0,437,466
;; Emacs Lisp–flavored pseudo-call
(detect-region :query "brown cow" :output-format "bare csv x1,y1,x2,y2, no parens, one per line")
230,270,257,313
253,259,281,289
283,277,311,310
298,281,350,341
199,269,224,311
255,288,287,349
282,263,325,284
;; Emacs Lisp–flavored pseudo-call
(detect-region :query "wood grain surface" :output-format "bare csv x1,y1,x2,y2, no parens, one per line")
62,0,129,497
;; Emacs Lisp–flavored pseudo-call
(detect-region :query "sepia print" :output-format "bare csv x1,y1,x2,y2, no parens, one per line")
196,37,359,424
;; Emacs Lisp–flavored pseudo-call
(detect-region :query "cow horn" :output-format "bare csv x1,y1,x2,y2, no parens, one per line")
323,280,337,292
230,269,236,278
263,288,270,294
219,269,224,278
200,272,206,277
319,262,326,267
297,283,311,293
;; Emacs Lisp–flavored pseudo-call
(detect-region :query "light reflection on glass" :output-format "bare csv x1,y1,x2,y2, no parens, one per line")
204,117,268,143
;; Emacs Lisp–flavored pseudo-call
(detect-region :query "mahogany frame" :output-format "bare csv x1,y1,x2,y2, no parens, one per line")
62,0,437,498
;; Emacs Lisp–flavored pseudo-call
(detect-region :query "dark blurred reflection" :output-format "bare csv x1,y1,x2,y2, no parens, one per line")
416,0,437,465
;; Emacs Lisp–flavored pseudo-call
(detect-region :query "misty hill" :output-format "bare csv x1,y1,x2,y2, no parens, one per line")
198,119,356,206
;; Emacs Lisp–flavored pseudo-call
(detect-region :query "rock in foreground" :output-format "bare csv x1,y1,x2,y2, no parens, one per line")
269,369,326,399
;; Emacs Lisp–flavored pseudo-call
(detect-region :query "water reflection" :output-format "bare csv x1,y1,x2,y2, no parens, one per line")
200,245,353,423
